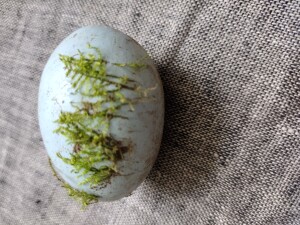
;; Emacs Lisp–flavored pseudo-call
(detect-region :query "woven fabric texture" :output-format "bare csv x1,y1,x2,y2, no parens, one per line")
0,0,299,224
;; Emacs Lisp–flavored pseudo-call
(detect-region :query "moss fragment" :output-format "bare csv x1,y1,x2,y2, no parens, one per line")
49,158,98,209
54,44,146,198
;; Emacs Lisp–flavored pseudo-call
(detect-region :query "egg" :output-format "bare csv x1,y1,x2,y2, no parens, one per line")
38,25,164,205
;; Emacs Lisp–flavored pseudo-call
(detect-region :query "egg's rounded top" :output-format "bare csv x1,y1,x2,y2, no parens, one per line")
38,25,164,206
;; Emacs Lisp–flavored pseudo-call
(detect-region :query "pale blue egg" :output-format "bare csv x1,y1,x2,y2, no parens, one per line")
38,25,164,201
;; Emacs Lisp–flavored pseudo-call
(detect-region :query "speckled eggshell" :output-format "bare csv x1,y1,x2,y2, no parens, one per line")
38,25,164,201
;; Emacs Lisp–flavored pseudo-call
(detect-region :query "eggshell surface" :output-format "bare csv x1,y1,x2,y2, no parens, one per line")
38,25,164,201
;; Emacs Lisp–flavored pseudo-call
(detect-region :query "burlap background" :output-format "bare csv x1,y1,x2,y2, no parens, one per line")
0,0,299,224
